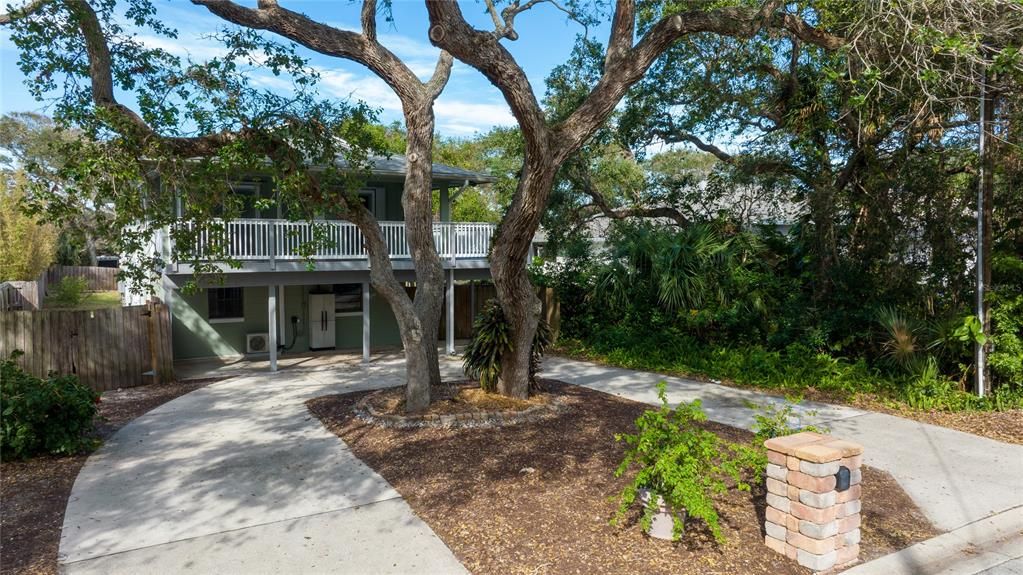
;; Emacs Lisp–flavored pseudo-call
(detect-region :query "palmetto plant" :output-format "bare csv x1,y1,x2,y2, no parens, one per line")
591,224,738,314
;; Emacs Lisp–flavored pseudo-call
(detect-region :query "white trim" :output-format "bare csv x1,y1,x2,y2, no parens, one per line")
209,317,244,324
335,311,362,318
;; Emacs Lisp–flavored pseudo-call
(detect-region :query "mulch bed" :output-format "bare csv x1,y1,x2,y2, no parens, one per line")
0,378,223,575
307,380,939,575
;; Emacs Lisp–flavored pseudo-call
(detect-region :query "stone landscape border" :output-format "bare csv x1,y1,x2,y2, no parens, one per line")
355,388,565,429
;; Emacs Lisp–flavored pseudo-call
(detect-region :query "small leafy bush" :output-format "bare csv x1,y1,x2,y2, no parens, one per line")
1,352,99,459
462,299,552,393
50,276,89,307
750,397,829,445
612,382,759,543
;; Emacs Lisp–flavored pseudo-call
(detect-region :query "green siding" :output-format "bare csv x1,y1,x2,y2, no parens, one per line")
171,283,402,360
170,286,269,359
369,288,402,347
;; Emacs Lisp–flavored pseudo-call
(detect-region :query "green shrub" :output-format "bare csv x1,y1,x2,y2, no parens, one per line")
989,291,1023,387
1,352,99,459
750,397,829,445
50,276,89,307
612,382,759,543
462,299,552,393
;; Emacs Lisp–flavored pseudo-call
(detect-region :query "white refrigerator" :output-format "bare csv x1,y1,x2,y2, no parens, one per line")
309,293,336,350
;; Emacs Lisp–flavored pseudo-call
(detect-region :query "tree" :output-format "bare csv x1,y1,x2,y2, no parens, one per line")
613,0,1022,391
0,172,57,281
2,0,451,411
0,112,107,265
190,0,463,410
424,0,846,398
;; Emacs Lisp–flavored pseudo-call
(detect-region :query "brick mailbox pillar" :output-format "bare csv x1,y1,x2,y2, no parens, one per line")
763,432,863,572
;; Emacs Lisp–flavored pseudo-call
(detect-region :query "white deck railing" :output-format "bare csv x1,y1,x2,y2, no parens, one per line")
175,219,495,263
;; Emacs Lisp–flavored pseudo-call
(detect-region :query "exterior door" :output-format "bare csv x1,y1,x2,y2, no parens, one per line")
309,293,336,350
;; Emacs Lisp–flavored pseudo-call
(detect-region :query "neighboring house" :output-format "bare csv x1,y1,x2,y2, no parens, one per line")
129,155,496,370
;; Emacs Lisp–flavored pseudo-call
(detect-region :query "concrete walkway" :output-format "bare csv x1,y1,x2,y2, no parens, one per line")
59,354,468,574
542,356,1023,574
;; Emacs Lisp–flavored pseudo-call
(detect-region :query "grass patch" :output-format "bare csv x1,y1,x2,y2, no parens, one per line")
44,290,121,310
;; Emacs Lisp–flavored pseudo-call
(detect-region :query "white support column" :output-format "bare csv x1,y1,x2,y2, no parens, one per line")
268,284,278,373
277,285,286,351
362,282,371,363
446,269,455,355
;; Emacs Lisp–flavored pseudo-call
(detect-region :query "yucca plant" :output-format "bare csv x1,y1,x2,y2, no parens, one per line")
876,306,922,372
463,299,553,393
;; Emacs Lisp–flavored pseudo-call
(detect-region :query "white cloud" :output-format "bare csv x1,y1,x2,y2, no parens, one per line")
135,33,227,62
435,99,516,132
317,68,403,112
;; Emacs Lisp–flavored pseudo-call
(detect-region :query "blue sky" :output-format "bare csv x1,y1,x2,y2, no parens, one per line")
0,1,602,138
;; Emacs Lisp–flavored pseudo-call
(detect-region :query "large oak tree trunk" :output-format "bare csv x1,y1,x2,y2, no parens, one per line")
402,101,446,389
353,208,433,412
490,159,557,399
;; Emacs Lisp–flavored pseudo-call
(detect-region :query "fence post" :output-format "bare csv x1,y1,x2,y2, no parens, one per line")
146,300,161,385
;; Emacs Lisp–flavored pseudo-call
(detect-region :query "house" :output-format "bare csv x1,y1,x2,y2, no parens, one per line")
131,155,497,371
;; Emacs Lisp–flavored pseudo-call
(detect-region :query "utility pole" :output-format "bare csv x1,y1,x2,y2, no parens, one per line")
975,69,995,398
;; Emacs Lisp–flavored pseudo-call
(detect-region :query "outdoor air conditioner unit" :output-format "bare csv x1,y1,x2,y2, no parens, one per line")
246,333,270,354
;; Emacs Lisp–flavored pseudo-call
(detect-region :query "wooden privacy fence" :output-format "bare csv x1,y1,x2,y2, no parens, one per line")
0,303,173,392
0,279,45,311
46,265,119,292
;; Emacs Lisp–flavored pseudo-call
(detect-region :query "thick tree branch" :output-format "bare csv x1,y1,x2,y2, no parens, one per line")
68,0,257,156
567,160,689,227
556,3,845,159
604,0,634,69
193,0,430,103
424,52,454,100
0,0,49,24
361,0,377,41
426,1,550,151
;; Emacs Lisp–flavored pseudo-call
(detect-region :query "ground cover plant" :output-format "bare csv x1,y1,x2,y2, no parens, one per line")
308,381,939,575
554,335,1023,444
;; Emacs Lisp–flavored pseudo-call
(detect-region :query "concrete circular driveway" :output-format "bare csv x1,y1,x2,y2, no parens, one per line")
59,355,469,574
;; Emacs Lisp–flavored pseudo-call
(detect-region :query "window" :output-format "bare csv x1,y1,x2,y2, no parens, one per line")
322,189,376,220
208,287,244,322
333,284,363,316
